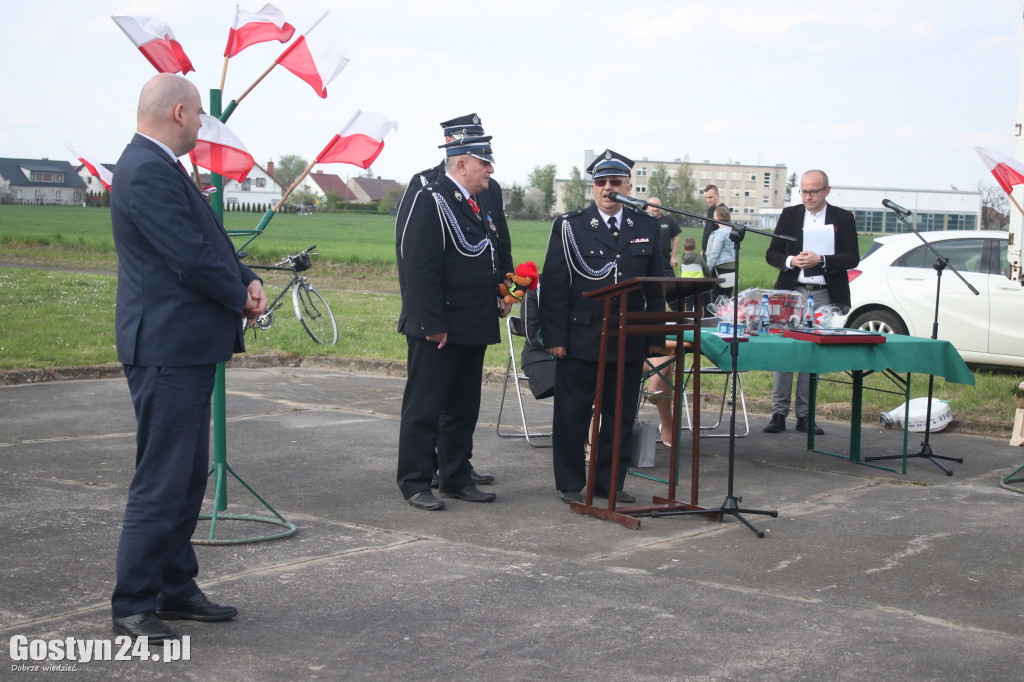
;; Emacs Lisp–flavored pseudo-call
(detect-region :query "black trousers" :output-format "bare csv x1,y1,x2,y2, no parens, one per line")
551,356,642,495
397,336,484,498
112,364,215,617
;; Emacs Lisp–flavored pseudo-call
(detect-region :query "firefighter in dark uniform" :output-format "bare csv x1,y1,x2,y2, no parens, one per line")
539,149,666,505
396,136,506,511
396,113,513,488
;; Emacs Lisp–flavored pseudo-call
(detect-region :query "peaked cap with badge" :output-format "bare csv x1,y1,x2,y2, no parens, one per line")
587,148,634,179
439,112,485,139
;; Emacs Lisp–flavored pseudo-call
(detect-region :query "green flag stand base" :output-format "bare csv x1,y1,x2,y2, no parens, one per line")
191,363,296,545
193,460,297,546
1000,461,1024,495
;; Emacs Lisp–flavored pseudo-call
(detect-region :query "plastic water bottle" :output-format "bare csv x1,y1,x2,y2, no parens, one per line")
758,294,771,334
804,295,815,328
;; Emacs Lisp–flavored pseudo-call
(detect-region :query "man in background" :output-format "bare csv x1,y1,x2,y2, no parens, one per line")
701,184,728,254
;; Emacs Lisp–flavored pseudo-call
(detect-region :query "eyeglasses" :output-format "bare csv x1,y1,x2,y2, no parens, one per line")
799,187,828,197
593,178,627,187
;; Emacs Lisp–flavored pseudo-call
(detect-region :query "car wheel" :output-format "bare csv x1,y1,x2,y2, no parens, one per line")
848,309,908,336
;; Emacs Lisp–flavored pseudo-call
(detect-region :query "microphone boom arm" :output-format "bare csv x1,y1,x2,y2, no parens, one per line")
615,196,796,243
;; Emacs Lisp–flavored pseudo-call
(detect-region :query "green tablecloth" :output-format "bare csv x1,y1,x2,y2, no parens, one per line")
683,330,975,386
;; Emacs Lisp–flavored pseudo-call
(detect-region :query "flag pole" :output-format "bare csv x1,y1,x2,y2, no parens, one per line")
1007,190,1024,220
219,55,230,92
221,61,278,122
273,158,318,211
190,160,203,187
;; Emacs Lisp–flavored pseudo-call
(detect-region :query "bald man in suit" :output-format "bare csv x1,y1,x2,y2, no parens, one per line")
110,74,266,641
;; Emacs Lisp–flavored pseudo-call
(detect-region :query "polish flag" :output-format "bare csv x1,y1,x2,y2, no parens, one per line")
111,15,194,75
976,147,1024,195
223,4,295,58
188,115,256,183
67,144,113,191
316,110,398,169
275,11,350,99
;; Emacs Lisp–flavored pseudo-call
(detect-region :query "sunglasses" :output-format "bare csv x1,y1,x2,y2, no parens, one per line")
593,178,627,187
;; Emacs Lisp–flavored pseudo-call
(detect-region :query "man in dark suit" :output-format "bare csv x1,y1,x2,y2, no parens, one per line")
109,74,266,641
764,169,860,434
396,136,505,510
396,113,511,488
539,150,666,505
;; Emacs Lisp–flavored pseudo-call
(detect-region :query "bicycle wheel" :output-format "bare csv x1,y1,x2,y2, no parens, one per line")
293,283,338,345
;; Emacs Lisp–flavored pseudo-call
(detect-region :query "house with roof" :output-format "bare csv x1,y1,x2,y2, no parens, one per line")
0,158,86,205
294,170,357,209
347,176,403,204
198,162,286,211
75,162,115,205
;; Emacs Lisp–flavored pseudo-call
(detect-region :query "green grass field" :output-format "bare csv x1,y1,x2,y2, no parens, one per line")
0,204,1018,429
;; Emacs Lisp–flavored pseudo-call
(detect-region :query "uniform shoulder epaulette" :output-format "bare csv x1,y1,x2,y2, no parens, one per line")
560,208,585,220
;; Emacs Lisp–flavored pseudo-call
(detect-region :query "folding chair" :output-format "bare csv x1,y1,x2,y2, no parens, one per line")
679,365,749,438
495,315,553,447
641,348,749,440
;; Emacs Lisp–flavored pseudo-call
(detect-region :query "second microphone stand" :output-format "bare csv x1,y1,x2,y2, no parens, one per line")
864,205,978,475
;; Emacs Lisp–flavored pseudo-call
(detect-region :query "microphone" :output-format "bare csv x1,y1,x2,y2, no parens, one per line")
607,191,648,210
882,199,912,216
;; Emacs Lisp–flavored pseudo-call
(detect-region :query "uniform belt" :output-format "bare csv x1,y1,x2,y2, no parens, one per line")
797,283,827,291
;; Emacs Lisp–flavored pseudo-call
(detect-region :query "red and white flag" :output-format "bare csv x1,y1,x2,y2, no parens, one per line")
66,144,113,191
188,115,256,183
316,110,398,169
976,146,1024,195
111,15,194,75
223,4,295,58
275,11,350,99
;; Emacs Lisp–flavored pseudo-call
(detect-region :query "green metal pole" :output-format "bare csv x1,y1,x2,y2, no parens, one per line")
210,88,228,513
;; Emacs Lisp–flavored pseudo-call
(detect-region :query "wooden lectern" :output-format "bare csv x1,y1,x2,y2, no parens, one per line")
570,276,724,529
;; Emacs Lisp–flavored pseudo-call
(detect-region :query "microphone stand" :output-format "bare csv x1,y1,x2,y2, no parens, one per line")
864,206,978,475
613,194,793,537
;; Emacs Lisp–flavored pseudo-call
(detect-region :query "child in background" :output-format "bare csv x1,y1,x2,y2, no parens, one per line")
678,237,710,278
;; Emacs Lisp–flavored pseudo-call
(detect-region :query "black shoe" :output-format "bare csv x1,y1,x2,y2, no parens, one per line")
157,593,237,622
407,491,445,511
433,469,494,487
796,417,824,435
112,611,176,642
559,490,582,504
443,484,496,503
595,490,637,504
763,414,786,433
471,470,495,485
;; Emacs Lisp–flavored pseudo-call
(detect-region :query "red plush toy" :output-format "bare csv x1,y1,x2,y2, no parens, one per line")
498,261,539,308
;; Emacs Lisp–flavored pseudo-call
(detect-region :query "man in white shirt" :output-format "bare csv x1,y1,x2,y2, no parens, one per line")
763,169,860,434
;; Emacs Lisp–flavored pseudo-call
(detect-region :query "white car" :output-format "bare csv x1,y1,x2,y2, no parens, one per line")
840,230,1024,367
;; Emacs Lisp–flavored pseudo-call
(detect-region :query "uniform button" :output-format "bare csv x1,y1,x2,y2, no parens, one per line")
616,254,621,260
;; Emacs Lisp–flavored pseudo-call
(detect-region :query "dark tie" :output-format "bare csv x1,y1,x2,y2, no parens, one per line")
608,216,619,238
176,159,190,177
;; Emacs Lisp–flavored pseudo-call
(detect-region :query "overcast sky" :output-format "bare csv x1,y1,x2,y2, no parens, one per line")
2,0,1022,194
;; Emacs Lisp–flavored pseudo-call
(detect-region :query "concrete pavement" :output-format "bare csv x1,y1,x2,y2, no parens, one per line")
1,365,1022,680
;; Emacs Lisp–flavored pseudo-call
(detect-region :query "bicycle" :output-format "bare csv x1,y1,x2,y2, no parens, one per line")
243,245,338,345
